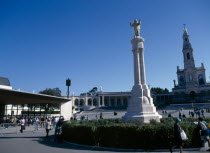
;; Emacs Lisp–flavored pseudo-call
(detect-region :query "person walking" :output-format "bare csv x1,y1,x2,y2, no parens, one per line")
170,117,185,153
55,119,64,143
197,117,210,151
95,114,98,120
34,118,39,131
45,119,51,138
53,116,59,128
20,118,25,133
40,117,45,128
100,112,103,119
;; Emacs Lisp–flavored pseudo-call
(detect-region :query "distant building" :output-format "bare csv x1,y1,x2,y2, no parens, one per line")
0,77,12,90
72,92,130,112
0,77,68,118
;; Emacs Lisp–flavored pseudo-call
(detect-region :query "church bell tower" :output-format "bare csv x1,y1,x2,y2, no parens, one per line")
182,26,195,69
173,25,210,95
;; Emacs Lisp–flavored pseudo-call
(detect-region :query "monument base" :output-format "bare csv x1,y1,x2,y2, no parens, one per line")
122,112,162,123
122,85,162,123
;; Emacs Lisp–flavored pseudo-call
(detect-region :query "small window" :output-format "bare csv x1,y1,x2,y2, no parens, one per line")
198,74,205,85
185,38,188,42
187,53,190,60
179,76,185,86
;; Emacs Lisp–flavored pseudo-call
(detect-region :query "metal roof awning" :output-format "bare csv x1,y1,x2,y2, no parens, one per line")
0,88,70,104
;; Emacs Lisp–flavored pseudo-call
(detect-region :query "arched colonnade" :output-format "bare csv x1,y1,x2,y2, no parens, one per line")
73,95,130,108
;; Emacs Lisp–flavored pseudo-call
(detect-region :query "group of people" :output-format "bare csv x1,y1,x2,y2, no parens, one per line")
17,116,58,135
163,106,210,119
0,116,64,139
170,117,210,153
72,112,105,120
30,116,64,139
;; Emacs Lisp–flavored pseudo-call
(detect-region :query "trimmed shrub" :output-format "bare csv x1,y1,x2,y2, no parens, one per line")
62,124,97,146
62,118,203,149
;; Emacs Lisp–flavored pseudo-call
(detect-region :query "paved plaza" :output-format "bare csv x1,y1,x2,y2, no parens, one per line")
76,108,210,120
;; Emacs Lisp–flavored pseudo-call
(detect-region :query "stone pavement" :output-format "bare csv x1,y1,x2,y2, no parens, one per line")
0,125,205,153
77,109,210,120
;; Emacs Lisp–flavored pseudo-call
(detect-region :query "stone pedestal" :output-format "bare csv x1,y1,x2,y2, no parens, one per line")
122,36,162,123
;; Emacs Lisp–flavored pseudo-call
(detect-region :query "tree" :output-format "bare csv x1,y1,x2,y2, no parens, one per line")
39,88,62,115
39,87,61,97
151,87,169,94
88,87,98,96
28,103,39,117
80,87,98,96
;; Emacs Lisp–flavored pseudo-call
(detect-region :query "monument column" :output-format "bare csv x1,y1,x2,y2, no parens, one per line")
140,49,146,85
85,93,88,106
133,50,141,85
122,19,162,123
114,97,117,106
102,95,105,106
98,97,100,107
121,96,123,105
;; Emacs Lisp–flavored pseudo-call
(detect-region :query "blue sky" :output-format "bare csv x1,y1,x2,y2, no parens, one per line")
0,0,210,96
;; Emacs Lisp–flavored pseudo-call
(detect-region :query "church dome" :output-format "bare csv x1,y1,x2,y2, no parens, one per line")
0,77,11,86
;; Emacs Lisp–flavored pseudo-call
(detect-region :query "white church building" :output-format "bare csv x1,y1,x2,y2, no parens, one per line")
172,27,210,103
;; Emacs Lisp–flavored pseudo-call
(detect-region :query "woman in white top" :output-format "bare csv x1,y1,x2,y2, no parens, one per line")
45,119,51,137
34,118,39,131
20,119,25,133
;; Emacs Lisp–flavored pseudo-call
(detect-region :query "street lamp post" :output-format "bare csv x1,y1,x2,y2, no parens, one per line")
59,78,71,117
66,78,71,98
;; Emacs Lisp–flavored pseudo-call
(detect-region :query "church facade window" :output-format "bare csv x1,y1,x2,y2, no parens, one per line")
88,98,92,105
189,73,193,81
93,99,97,106
190,91,196,100
198,74,205,85
179,76,185,86
80,99,85,106
74,99,79,106
187,53,190,59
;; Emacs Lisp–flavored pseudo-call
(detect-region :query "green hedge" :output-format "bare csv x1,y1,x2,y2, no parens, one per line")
62,118,203,150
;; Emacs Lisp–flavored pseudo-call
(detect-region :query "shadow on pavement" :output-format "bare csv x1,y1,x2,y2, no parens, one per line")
35,136,138,152
0,136,43,139
0,132,140,152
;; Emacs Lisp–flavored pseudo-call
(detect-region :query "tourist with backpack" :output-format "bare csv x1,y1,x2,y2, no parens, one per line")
197,117,210,151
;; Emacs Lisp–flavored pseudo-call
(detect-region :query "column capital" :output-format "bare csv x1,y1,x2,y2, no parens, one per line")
131,37,144,51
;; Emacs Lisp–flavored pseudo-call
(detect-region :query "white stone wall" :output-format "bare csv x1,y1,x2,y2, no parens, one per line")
0,85,12,90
